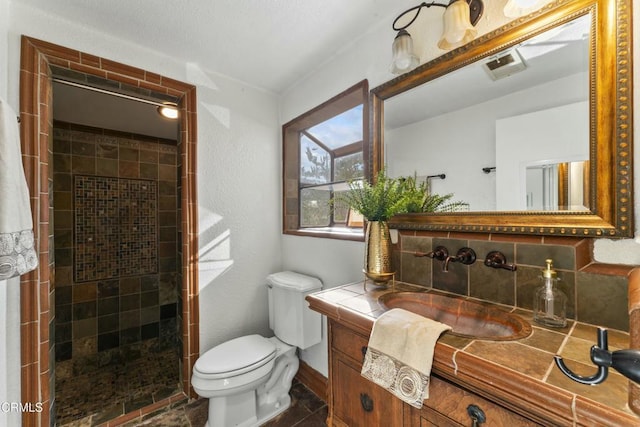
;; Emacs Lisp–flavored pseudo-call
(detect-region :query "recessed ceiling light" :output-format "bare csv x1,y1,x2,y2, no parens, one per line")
157,103,179,120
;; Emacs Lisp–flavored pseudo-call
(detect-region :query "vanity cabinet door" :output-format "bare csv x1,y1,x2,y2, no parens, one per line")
332,352,405,427
412,376,541,427
329,321,405,426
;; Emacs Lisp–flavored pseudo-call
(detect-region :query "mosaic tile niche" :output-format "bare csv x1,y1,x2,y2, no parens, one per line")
52,122,180,369
74,175,158,282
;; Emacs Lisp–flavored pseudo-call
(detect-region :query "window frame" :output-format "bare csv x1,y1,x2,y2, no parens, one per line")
282,80,369,240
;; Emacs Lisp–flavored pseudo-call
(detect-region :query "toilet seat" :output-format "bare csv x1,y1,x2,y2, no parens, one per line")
193,334,276,380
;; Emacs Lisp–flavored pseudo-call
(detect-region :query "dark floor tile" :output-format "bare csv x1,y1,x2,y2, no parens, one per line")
56,344,180,426
184,398,208,427
294,406,329,427
132,409,190,427
146,382,326,427
290,381,325,413
261,401,313,427
124,394,154,413
91,403,124,426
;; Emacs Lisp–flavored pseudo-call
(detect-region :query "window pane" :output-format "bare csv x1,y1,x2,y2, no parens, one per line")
332,190,349,223
306,105,363,150
300,134,330,185
300,188,331,227
334,152,364,182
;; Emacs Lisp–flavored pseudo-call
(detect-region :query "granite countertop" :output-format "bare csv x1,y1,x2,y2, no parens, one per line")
307,280,640,427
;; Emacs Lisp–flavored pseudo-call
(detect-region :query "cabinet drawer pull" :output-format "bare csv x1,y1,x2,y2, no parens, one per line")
360,393,374,412
361,346,368,362
467,404,486,426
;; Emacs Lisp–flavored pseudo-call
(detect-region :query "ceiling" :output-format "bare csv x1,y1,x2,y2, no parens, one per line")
16,0,405,138
18,1,588,141
16,0,403,94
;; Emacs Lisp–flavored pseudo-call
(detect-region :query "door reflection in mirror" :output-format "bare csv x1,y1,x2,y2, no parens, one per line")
526,161,588,211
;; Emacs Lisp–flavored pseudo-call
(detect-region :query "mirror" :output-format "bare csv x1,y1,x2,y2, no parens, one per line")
371,0,633,237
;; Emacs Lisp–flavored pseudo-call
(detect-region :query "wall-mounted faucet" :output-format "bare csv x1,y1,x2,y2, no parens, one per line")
484,251,517,271
414,246,448,261
443,247,476,272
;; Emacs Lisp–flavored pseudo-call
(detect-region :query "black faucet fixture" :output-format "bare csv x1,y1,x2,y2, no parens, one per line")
443,247,476,272
484,251,517,271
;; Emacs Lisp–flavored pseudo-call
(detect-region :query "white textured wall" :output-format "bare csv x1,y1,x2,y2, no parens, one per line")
280,0,640,375
4,1,282,413
0,0,7,99
1,3,21,425
281,236,364,376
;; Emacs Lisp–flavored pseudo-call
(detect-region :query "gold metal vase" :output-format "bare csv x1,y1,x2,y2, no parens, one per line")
363,221,395,285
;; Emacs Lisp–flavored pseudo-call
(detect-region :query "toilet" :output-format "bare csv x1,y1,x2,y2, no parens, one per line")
191,271,323,427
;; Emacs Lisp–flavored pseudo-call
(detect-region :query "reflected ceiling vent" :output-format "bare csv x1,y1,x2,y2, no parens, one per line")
483,48,526,80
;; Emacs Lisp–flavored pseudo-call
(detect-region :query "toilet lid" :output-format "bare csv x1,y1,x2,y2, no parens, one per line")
194,334,276,377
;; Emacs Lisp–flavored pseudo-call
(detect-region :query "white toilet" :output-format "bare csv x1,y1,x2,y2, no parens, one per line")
191,271,323,427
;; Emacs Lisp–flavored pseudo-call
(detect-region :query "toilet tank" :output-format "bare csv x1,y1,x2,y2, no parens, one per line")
267,271,322,349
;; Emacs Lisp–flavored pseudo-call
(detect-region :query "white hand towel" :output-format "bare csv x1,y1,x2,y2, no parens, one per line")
361,308,451,408
0,97,38,279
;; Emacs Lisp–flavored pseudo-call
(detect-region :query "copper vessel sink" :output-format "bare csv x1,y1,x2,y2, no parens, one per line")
378,292,532,341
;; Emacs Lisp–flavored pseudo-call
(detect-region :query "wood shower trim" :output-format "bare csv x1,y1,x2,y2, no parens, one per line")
19,36,200,426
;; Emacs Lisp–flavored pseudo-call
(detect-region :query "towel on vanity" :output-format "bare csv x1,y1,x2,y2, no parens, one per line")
361,308,451,408
0,97,38,279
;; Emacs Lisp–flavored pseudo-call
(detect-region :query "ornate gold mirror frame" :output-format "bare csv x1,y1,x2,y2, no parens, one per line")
371,0,633,237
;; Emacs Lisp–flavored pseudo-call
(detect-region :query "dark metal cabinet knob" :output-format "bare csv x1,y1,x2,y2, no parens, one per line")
360,393,374,412
467,404,486,426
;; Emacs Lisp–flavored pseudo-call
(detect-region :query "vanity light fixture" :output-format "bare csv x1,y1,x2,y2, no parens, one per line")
503,0,546,18
157,102,179,120
390,0,484,75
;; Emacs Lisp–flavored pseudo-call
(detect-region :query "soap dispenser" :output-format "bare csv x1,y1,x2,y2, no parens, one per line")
533,259,567,328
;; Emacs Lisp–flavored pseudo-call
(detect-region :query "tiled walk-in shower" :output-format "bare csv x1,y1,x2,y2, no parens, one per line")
52,123,182,425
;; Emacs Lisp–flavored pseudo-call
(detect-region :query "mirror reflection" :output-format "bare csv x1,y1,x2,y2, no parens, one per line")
384,14,590,212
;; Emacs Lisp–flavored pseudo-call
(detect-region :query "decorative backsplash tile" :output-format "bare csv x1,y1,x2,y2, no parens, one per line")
394,231,631,332
74,175,158,282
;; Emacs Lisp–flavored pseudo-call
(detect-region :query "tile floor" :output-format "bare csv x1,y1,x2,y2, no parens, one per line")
134,380,327,427
56,344,181,426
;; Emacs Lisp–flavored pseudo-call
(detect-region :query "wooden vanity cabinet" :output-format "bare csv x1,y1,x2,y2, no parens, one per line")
327,319,540,427
408,376,541,427
329,321,406,426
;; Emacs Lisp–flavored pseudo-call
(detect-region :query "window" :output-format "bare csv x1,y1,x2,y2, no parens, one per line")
283,80,369,240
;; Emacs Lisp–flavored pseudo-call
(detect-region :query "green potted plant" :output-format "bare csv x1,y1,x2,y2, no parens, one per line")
336,170,468,285
336,170,413,284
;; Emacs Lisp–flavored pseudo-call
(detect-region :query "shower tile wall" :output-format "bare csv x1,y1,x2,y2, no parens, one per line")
53,122,179,366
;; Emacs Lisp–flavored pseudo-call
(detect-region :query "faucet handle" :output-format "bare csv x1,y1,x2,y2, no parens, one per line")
414,245,448,261
484,251,517,271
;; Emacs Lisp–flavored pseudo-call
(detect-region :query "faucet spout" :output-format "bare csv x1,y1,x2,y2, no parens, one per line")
443,255,454,272
442,247,477,272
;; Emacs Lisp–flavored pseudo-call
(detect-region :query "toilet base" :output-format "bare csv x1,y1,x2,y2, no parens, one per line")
204,399,290,427
203,338,299,427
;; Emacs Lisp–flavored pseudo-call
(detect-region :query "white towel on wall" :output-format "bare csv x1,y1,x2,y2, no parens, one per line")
0,97,38,279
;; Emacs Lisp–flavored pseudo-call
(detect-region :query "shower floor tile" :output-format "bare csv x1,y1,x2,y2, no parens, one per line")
56,346,181,426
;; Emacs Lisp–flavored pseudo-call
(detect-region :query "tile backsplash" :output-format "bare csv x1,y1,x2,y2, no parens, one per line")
393,231,632,331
